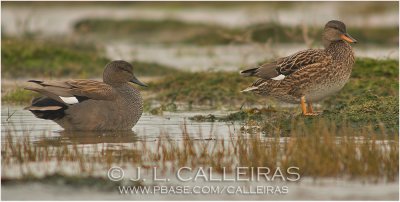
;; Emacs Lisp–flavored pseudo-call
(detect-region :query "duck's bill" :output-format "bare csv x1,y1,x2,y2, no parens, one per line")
130,77,148,87
341,33,357,43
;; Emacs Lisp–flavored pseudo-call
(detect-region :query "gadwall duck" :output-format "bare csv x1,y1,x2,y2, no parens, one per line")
240,20,357,116
25,60,147,130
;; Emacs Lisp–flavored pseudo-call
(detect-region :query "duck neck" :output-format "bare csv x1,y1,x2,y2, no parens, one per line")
104,79,128,87
113,83,143,128
114,82,137,91
113,83,142,109
325,41,355,64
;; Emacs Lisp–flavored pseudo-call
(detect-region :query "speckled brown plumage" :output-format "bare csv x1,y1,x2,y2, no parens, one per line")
240,20,357,115
25,60,147,130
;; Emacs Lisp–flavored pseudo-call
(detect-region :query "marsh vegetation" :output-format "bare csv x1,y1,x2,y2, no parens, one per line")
2,120,398,182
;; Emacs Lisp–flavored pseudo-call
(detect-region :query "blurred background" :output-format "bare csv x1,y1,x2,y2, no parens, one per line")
2,1,398,78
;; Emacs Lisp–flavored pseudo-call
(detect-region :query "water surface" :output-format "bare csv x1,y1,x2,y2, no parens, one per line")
1,105,398,200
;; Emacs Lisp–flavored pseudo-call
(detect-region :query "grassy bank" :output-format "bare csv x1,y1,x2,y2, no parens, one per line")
146,58,398,104
193,91,398,135
74,18,241,45
2,88,39,105
73,18,398,46
1,37,109,78
1,38,182,78
145,71,261,108
174,58,398,133
3,58,398,111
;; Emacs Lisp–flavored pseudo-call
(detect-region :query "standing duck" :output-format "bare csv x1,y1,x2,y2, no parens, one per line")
240,20,357,115
25,60,147,130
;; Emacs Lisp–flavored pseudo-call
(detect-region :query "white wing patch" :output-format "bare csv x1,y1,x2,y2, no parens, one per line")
271,74,286,80
59,96,79,104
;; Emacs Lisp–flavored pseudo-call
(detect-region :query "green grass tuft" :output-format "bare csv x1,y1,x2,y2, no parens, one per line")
1,38,181,78
2,38,109,78
145,71,262,108
324,93,399,133
2,88,38,104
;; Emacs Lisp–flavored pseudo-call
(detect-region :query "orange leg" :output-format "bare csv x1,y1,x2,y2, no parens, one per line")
300,96,308,115
308,102,320,115
308,102,314,113
300,96,319,116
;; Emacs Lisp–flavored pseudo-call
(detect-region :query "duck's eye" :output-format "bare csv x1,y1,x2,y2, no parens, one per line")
331,26,345,33
120,68,132,74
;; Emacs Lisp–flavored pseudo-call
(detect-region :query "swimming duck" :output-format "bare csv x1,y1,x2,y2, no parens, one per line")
25,60,147,130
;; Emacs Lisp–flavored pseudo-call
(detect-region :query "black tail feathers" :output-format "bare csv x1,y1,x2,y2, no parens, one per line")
27,97,68,120
239,67,258,77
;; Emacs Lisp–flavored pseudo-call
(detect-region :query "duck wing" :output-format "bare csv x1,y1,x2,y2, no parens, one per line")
240,49,332,80
25,79,117,105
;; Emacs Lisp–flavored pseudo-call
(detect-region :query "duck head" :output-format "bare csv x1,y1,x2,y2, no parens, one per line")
322,20,357,48
103,60,147,87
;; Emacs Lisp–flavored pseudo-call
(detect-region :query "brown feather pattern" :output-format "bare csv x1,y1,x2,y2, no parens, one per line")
241,21,356,104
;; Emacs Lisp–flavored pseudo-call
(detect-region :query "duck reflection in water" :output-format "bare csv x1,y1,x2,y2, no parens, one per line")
34,130,139,146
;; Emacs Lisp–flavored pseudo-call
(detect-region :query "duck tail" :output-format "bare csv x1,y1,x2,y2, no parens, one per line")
241,86,258,92
25,97,68,120
239,67,258,77
240,78,273,94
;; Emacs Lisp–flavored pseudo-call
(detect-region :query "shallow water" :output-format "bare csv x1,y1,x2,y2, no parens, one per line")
1,105,239,180
1,106,239,142
1,106,399,200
